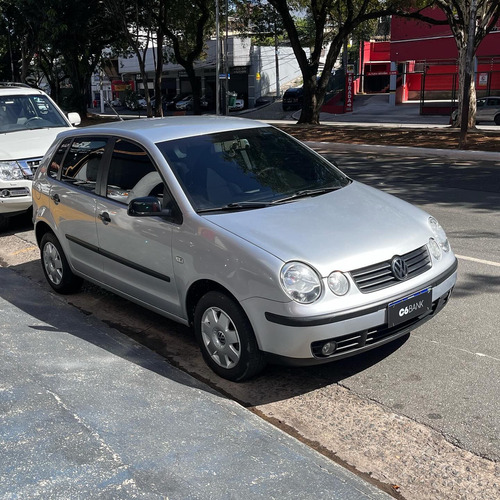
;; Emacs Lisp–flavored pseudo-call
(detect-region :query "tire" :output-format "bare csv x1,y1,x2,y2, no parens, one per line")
194,291,266,381
40,232,83,294
0,215,8,232
494,114,500,126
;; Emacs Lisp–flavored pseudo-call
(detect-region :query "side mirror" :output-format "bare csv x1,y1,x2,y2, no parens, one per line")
128,196,171,217
67,112,81,126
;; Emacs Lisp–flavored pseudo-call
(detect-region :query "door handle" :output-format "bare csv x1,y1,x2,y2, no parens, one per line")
98,211,111,224
51,193,60,204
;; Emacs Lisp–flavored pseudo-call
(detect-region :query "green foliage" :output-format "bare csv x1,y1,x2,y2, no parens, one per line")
232,0,287,45
1,0,121,114
160,0,215,62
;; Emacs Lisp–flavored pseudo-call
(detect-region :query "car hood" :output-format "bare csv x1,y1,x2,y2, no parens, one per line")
204,181,432,275
0,127,70,160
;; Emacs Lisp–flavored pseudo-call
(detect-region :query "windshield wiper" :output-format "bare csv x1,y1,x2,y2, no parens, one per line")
272,186,343,204
197,201,272,213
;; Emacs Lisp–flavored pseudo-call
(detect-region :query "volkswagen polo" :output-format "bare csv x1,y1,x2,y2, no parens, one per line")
32,116,457,381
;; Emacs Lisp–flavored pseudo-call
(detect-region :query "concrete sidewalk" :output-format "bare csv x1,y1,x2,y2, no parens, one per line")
0,267,390,499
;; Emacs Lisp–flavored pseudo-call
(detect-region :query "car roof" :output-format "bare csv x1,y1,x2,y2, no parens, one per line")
0,84,48,97
60,116,271,144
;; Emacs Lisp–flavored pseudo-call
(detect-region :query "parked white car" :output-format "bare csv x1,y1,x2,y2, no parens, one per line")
229,97,245,111
451,96,500,125
0,83,80,230
476,96,500,125
175,95,194,111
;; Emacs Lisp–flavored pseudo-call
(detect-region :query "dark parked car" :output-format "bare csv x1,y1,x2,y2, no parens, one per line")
282,87,303,111
255,96,271,107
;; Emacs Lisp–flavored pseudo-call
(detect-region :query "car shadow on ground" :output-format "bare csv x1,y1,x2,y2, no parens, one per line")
4,256,413,406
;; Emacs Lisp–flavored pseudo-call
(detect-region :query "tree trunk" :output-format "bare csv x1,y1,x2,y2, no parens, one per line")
297,75,321,124
459,0,478,148
186,65,202,115
457,45,477,148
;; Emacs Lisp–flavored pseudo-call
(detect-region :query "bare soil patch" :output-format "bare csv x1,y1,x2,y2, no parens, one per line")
278,124,500,152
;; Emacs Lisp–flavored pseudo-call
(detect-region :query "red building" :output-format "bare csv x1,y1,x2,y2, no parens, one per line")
359,9,500,113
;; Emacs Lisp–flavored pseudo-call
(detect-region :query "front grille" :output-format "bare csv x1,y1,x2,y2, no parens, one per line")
19,158,42,179
350,245,432,293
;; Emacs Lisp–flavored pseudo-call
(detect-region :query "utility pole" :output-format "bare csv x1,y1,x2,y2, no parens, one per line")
274,16,280,99
224,0,229,115
216,0,220,115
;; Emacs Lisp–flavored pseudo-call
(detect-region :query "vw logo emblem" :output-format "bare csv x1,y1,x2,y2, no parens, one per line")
391,256,409,281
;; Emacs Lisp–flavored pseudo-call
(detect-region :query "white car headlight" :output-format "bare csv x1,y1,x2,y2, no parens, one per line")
327,271,350,296
280,261,322,304
428,217,450,253
0,161,24,181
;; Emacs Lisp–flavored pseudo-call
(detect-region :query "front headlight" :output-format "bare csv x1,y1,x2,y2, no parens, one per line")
0,161,24,181
280,261,322,304
428,217,450,253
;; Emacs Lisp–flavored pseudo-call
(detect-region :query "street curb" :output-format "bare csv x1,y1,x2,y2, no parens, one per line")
303,140,500,162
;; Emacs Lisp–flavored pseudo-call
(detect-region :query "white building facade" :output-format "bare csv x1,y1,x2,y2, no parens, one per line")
92,37,306,108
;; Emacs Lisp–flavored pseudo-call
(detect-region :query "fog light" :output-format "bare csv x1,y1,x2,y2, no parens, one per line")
327,271,350,296
429,238,442,260
321,341,337,356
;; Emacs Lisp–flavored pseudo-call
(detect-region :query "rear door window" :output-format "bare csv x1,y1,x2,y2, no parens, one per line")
59,137,108,192
105,139,164,205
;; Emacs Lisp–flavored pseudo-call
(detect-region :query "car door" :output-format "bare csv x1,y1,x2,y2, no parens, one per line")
48,136,108,280
95,137,182,318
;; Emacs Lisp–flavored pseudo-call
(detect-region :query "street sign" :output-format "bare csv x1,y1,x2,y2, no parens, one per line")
478,73,488,87
344,74,354,113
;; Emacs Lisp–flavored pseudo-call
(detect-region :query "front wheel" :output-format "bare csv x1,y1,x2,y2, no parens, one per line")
494,114,500,126
40,232,83,294
194,291,266,381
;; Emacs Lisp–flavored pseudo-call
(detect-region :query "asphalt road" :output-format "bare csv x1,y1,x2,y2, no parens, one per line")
1,145,499,499
315,144,500,455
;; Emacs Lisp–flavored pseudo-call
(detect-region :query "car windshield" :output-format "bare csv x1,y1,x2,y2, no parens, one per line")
157,126,350,212
0,94,68,133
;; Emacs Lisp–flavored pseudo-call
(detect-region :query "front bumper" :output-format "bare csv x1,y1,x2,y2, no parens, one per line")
245,258,457,364
0,180,32,215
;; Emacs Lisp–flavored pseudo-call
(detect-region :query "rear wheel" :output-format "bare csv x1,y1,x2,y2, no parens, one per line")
494,114,500,126
40,232,83,294
194,291,266,381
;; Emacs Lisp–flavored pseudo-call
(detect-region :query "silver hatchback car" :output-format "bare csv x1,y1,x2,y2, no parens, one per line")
33,117,457,381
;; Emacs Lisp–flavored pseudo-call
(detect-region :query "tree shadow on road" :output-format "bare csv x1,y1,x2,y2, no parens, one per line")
317,149,500,212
